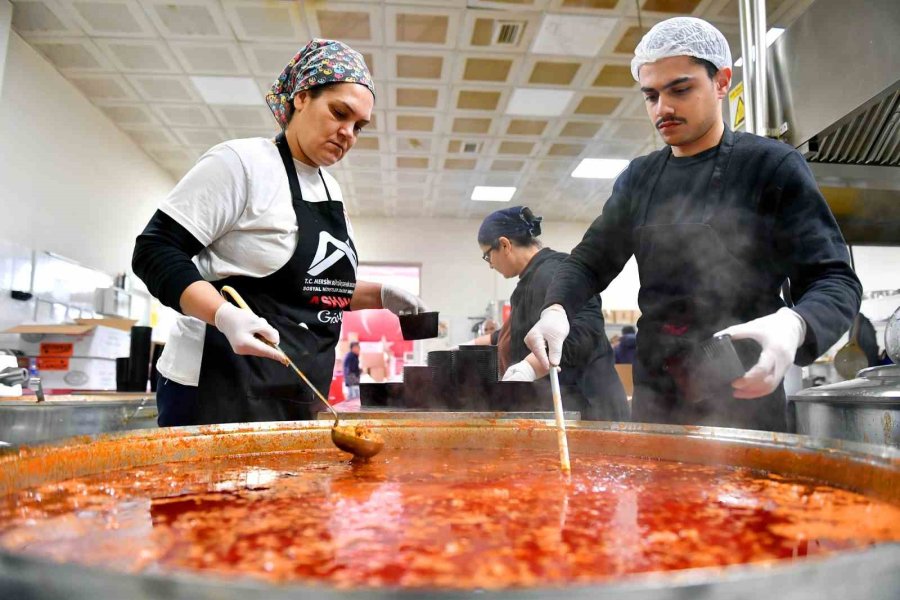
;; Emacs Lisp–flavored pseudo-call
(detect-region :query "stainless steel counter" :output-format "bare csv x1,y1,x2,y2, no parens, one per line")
0,397,157,449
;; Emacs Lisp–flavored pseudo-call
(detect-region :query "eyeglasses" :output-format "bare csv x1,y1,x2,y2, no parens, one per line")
481,246,496,264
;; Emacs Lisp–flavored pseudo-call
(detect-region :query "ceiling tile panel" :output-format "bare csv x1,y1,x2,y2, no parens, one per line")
592,63,635,87
507,119,548,135
67,73,138,100
29,37,110,71
314,9,373,42
96,39,181,73
547,143,585,156
463,57,512,82
528,60,581,85
141,0,232,40
127,74,200,102
395,54,444,80
395,13,448,45
353,136,381,151
452,117,492,134
64,0,155,37
211,105,272,128
456,89,501,111
574,95,622,115
222,1,308,42
170,41,250,75
11,0,81,36
242,44,301,77
153,103,218,127
498,140,535,155
395,87,439,108
559,120,602,137
96,102,158,125
444,158,477,170
396,114,435,132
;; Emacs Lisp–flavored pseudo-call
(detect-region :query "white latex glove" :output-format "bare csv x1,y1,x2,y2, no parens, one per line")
502,356,550,382
524,304,570,370
214,302,284,363
503,360,536,382
716,307,807,399
381,284,429,315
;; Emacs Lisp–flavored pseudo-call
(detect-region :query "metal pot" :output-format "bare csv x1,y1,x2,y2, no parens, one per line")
0,419,898,599
0,397,157,449
790,364,900,446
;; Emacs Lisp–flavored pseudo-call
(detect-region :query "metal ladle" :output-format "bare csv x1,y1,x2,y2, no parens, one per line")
220,286,384,459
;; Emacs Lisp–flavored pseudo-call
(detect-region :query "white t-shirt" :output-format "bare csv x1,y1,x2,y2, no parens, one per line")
155,137,354,386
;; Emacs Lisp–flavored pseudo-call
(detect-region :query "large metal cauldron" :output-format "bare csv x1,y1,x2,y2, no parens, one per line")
790,364,900,446
0,419,898,599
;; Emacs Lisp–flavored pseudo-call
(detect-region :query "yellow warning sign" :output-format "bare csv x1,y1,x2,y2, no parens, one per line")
729,82,745,130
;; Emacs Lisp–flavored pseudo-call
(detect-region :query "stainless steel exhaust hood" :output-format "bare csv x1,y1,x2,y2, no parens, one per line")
741,0,900,244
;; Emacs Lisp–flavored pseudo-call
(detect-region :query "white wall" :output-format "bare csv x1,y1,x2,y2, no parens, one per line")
0,32,174,275
349,216,640,344
0,0,10,99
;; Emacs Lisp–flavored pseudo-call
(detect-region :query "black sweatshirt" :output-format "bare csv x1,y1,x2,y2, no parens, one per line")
507,248,612,369
132,210,205,312
545,130,862,366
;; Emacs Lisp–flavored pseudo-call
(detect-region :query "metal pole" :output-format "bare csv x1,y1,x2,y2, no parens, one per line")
738,0,756,134
752,0,768,135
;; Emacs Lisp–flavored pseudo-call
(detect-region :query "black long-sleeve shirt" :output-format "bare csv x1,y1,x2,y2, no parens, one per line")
132,210,204,312
545,130,862,366
508,248,612,368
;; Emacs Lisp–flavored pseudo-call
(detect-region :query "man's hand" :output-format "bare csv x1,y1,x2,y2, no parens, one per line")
524,305,570,370
716,307,807,398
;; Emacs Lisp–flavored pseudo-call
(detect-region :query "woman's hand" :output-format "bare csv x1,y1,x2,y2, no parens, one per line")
214,302,284,362
502,353,550,382
380,284,429,315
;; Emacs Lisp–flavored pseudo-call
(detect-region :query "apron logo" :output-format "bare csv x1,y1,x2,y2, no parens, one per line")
308,231,358,276
317,310,343,324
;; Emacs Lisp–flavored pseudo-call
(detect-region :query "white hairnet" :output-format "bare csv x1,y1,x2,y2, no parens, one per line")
631,17,732,81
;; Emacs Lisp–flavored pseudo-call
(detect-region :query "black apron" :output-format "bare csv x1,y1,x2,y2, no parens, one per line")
631,129,788,432
196,133,357,424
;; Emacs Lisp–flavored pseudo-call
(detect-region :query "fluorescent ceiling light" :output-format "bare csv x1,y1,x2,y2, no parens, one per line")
506,88,574,117
532,14,617,57
191,76,262,105
471,186,516,202
734,28,785,67
571,158,629,179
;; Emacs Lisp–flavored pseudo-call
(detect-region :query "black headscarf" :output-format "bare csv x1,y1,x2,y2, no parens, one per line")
477,206,543,246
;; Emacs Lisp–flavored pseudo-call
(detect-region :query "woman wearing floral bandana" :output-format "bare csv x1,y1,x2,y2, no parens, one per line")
133,40,428,427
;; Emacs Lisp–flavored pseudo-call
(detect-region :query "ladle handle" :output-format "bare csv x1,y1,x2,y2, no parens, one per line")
219,285,340,424
549,366,571,474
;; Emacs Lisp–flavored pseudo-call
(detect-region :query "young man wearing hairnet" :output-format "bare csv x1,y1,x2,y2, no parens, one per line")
525,18,861,432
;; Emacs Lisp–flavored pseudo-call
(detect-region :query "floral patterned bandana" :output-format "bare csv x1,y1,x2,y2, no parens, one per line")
266,39,375,130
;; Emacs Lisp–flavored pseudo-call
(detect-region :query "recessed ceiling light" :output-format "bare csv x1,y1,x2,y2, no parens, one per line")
571,158,629,179
531,15,617,58
734,28,785,67
191,76,262,105
506,88,574,117
471,186,516,202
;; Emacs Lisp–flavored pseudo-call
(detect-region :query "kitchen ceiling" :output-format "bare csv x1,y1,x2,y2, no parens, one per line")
10,0,812,221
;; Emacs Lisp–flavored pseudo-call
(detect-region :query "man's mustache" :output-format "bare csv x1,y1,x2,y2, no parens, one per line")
656,117,686,129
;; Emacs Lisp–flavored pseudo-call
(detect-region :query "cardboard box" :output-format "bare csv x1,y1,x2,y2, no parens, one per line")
36,357,119,392
75,317,137,332
4,323,131,391
7,324,130,360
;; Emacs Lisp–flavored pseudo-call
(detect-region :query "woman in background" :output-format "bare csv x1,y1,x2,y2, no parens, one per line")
470,206,628,421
